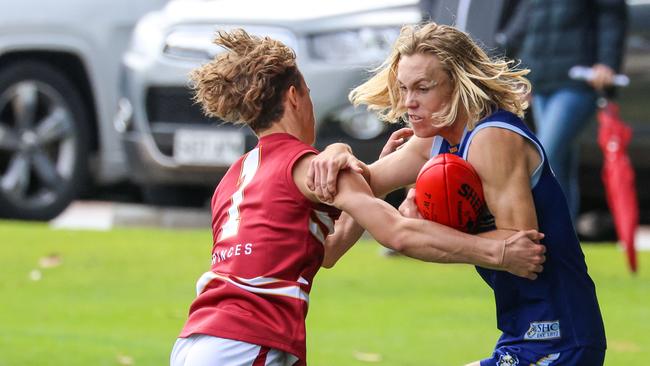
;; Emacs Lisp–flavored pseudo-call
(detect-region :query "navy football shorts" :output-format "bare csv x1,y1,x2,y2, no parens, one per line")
479,345,605,366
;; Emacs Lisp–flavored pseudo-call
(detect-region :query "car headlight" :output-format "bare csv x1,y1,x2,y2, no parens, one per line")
309,27,400,64
128,13,167,58
163,25,299,62
334,105,386,140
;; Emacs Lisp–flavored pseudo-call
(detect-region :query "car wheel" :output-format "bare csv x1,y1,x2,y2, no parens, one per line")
0,61,90,220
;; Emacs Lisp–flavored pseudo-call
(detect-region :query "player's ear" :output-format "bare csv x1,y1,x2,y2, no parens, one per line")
286,85,300,109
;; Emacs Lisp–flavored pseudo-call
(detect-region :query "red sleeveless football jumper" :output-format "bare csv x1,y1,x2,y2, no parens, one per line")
179,133,340,362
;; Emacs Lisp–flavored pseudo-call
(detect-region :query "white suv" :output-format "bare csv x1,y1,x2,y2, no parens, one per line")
116,0,420,204
0,0,168,219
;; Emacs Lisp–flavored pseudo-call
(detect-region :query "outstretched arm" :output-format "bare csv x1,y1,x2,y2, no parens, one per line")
398,187,546,278
295,154,545,278
332,170,545,278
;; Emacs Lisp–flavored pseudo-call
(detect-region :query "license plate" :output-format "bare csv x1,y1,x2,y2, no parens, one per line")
173,129,245,165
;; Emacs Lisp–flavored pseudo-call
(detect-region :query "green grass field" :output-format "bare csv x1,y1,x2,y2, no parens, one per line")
1,220,648,365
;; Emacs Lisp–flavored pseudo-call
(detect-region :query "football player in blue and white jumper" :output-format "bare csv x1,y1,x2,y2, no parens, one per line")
308,23,606,366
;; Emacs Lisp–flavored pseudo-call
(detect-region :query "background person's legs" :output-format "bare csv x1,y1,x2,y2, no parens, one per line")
532,88,597,220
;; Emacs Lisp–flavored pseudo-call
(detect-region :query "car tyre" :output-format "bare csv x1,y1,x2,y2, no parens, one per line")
0,61,90,220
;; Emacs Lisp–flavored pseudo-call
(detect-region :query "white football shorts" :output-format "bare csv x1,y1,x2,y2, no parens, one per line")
170,334,299,366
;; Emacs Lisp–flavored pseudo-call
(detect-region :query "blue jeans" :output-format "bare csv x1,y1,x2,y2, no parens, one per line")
532,87,597,220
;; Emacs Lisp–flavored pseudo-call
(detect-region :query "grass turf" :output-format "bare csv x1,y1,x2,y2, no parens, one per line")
0,220,648,365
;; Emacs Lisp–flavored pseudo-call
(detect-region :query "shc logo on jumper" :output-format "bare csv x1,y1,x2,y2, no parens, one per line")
524,320,561,340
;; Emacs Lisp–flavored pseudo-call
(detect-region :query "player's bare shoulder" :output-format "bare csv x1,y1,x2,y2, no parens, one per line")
467,127,540,175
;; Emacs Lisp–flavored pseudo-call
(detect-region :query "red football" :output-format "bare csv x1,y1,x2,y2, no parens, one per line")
415,154,485,233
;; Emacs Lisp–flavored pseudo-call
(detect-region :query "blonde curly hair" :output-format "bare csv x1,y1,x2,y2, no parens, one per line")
349,23,531,130
189,29,303,132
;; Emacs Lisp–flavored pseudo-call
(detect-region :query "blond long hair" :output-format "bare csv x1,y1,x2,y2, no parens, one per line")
349,23,530,129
